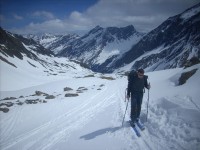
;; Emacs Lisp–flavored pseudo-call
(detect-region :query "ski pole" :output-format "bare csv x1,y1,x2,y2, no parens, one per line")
125,88,127,102
146,83,150,122
122,95,129,127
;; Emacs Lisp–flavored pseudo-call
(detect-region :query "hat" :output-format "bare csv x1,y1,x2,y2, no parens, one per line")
137,68,144,74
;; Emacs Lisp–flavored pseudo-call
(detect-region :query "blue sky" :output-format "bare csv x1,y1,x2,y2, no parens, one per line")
0,0,199,35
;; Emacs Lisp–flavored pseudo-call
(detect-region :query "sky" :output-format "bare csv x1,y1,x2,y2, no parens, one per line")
0,0,199,35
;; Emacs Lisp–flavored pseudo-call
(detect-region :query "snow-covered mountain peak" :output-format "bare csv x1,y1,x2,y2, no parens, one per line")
56,25,144,72
88,25,104,34
84,25,138,41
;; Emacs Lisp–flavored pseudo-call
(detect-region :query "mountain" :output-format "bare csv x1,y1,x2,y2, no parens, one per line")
31,2,200,73
57,25,144,72
113,3,200,72
3,3,200,74
0,27,90,91
23,25,144,73
25,33,80,55
0,27,54,61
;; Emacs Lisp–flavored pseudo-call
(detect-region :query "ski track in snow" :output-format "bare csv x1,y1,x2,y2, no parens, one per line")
1,105,23,142
1,84,117,150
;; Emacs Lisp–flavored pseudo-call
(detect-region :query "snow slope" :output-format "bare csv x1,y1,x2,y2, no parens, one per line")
0,63,200,150
0,50,91,91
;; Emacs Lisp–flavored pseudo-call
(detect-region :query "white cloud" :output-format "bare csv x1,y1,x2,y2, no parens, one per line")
69,11,92,25
11,0,199,34
81,0,198,31
12,19,65,34
32,11,55,20
11,18,91,35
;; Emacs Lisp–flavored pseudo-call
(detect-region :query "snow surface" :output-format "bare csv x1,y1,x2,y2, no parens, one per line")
0,52,90,91
0,55,200,150
96,36,141,65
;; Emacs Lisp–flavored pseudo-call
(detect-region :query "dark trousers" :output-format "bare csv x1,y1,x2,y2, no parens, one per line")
130,92,143,122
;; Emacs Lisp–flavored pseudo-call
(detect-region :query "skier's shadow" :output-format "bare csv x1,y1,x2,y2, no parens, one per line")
80,123,129,140
80,113,148,141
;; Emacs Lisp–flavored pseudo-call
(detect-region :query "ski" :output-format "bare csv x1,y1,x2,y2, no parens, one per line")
129,121,141,137
131,126,141,137
136,121,145,131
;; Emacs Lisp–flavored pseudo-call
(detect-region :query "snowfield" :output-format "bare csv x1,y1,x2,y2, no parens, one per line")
0,56,200,150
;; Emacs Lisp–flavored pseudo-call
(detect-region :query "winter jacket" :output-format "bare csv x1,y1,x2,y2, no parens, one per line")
127,70,148,96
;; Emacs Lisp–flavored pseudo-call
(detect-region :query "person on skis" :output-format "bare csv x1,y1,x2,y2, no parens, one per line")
127,68,150,127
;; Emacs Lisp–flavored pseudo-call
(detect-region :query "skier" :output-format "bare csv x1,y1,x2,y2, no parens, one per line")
127,68,150,127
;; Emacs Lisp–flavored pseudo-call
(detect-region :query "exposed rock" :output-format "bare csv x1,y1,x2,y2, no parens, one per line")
99,84,105,87
25,99,39,104
0,102,14,107
3,97,17,100
0,107,9,113
184,57,200,68
77,87,88,90
35,91,48,96
84,74,95,78
178,69,198,85
65,93,79,97
100,76,115,80
64,87,73,91
16,101,23,105
43,100,47,103
76,87,88,93
45,95,56,99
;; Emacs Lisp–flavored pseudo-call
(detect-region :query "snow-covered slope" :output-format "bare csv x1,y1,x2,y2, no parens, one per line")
0,28,91,91
112,3,200,72
0,63,199,150
0,52,91,91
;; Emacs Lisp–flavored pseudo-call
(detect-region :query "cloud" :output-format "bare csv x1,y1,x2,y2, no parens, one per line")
81,0,199,32
32,11,55,20
11,0,199,34
11,19,65,34
13,14,24,20
10,18,90,35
